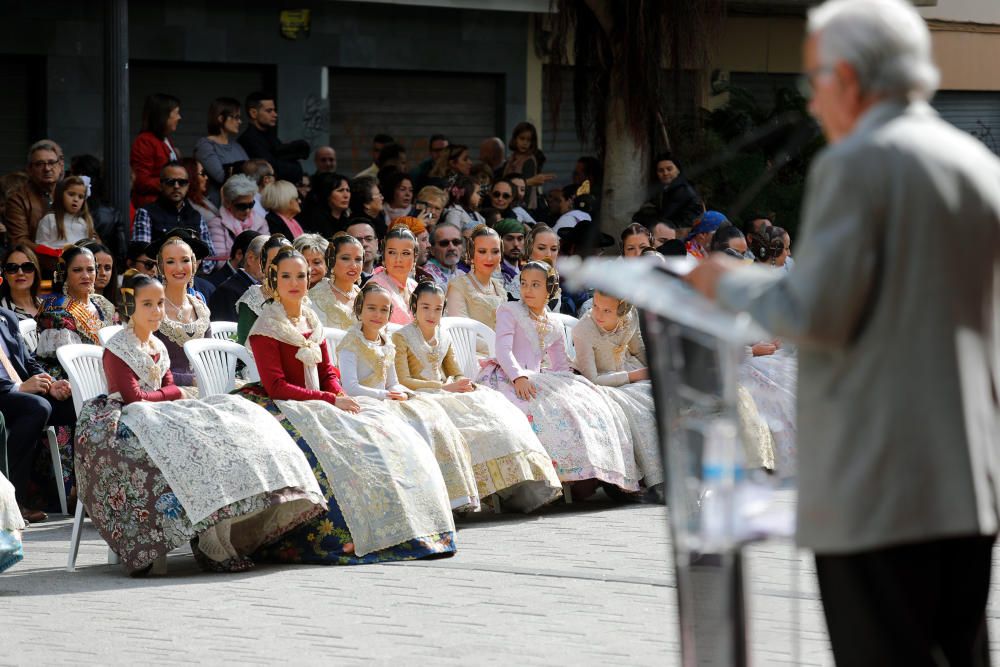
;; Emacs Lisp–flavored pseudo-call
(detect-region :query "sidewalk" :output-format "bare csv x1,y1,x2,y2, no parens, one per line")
0,492,993,665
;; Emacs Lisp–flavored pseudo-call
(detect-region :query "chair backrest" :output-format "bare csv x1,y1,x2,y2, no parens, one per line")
97,324,124,346
184,338,259,397
550,313,579,360
210,321,238,341
440,316,496,379
324,327,347,363
56,344,108,415
386,322,404,336
18,318,38,354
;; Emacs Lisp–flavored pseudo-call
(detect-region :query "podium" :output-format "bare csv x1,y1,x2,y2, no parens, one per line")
560,256,788,667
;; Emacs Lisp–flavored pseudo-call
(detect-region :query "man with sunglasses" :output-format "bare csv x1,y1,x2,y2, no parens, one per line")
131,161,217,271
423,222,467,288
4,140,64,271
125,242,158,278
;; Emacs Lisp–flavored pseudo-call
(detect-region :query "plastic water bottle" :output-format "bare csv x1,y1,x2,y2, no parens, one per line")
700,419,743,549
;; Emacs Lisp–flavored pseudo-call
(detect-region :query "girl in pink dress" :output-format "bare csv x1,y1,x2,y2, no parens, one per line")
475,261,640,497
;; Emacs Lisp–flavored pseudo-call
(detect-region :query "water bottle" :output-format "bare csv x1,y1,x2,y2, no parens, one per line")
700,418,743,549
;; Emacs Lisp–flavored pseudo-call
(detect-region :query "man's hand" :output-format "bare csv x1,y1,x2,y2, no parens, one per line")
685,254,739,301
20,374,52,395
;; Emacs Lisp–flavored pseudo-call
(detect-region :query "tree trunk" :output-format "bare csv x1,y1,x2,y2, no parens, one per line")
599,66,650,240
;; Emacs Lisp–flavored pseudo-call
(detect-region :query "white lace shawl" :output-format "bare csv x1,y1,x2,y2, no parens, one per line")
337,323,395,389
308,279,357,331
104,327,171,392
248,301,325,390
157,295,211,347
234,284,267,316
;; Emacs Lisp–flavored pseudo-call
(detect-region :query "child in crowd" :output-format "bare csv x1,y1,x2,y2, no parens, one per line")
338,283,479,511
476,261,640,499
501,122,545,210
393,282,561,512
35,176,98,253
571,290,661,488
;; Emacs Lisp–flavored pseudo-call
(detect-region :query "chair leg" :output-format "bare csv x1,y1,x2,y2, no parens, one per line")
67,501,86,572
108,549,121,566
563,483,573,504
492,496,502,514
46,427,68,515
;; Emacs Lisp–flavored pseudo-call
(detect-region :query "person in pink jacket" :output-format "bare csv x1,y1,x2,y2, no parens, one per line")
207,174,269,262
475,260,640,500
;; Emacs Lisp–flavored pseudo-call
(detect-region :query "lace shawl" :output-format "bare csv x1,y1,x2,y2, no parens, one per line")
235,284,267,316
398,322,451,383
157,294,211,347
452,273,505,329
510,301,563,364
338,324,395,389
308,279,358,331
104,328,171,392
584,309,641,372
248,301,325,390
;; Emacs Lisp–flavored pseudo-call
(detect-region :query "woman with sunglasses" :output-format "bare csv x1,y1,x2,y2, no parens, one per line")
208,174,269,264
0,245,43,321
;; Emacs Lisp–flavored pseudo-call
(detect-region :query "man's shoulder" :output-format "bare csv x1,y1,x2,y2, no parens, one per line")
0,307,18,331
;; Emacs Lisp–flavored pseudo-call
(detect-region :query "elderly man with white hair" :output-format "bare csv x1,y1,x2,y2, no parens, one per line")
688,0,1000,663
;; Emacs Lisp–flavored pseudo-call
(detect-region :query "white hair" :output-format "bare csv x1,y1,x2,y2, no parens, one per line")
221,174,259,203
807,0,939,100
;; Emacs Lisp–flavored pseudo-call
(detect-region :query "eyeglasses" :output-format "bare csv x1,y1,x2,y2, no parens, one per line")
232,202,256,212
30,159,62,170
161,178,189,187
437,239,463,247
3,262,36,274
135,259,157,270
198,171,207,177
491,191,512,200
797,65,834,97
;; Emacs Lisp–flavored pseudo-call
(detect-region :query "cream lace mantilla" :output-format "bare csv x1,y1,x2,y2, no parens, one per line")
398,322,450,383
588,308,639,371
104,327,170,391
249,301,325,390
235,284,267,316
338,324,395,389
158,295,211,347
308,279,358,331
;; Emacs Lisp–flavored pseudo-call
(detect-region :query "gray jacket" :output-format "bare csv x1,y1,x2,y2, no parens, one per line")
718,100,1000,554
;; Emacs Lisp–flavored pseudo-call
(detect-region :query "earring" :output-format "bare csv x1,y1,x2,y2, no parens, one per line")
62,281,69,296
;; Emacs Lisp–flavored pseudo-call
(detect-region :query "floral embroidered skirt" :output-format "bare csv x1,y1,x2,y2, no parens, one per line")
595,381,663,487
237,386,457,565
74,396,324,574
476,362,640,492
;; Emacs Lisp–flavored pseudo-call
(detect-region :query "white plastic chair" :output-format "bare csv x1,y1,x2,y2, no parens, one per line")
210,320,238,341
184,338,259,397
324,327,347,363
97,324,124,346
56,344,117,570
17,318,38,354
386,322,403,336
440,316,496,380
550,313,579,361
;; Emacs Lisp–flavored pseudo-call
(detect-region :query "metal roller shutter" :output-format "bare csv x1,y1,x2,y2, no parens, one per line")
328,69,502,176
129,62,271,158
931,90,1000,155
541,66,596,188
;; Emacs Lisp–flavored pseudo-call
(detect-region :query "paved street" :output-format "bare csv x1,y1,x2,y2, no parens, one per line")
2,491,998,665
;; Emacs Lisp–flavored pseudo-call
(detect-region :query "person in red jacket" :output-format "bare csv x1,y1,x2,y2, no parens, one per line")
131,94,182,209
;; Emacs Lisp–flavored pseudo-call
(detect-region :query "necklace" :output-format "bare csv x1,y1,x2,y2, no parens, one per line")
526,306,553,362
330,281,357,301
468,271,495,295
164,292,195,323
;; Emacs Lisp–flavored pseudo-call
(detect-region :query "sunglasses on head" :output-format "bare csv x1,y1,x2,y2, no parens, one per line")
492,191,512,200
161,178,189,187
233,202,256,212
437,239,463,247
3,262,36,274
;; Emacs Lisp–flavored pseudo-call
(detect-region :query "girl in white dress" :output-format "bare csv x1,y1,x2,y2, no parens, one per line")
393,282,561,512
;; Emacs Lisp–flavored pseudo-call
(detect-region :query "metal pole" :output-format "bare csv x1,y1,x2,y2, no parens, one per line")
104,0,129,228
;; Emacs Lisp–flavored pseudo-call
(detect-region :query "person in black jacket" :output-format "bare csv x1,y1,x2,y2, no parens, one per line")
648,152,703,230
208,233,267,322
0,307,75,521
237,92,309,184
69,155,127,263
299,172,352,238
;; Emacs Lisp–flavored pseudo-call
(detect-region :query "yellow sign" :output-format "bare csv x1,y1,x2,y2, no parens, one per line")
280,9,311,41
